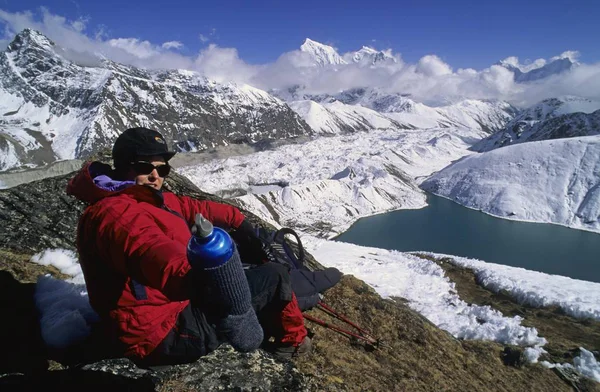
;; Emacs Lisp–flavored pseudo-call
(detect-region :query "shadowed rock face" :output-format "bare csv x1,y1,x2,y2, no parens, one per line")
0,169,83,252
0,161,594,392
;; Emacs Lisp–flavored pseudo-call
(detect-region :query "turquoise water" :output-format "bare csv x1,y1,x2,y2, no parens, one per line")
336,194,600,283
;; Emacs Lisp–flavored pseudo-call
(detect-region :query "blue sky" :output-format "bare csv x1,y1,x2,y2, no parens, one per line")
1,0,598,70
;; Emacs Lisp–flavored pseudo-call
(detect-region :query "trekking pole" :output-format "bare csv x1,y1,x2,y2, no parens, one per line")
316,301,377,341
303,314,379,347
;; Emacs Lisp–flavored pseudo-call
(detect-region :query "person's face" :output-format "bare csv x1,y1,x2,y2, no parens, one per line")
124,155,170,190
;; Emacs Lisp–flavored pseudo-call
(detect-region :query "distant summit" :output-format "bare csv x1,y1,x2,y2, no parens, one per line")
300,38,347,67
499,54,576,83
299,38,397,67
348,46,397,65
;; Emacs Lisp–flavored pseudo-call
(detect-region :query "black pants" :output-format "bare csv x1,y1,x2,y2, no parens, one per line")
142,262,292,366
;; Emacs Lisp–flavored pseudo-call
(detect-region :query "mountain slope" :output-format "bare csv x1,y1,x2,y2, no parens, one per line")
0,29,313,171
422,135,600,233
474,97,600,151
288,99,415,134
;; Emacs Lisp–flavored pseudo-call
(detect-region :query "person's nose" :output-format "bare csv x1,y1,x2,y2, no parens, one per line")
148,168,159,180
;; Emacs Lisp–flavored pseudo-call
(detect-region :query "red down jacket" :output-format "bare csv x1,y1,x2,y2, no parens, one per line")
67,162,245,359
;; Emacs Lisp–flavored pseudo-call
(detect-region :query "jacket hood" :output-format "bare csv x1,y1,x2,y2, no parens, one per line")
67,161,121,204
67,161,168,206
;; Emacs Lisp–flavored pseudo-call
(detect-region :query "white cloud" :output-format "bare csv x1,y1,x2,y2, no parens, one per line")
108,38,159,59
551,50,580,62
0,7,194,70
162,40,183,50
512,62,600,107
416,55,453,76
70,16,87,33
194,44,258,83
0,7,598,108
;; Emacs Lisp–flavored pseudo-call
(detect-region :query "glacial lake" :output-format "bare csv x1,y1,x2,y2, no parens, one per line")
336,194,600,283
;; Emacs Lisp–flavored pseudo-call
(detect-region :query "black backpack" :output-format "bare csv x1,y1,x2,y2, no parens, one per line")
235,225,342,311
234,225,379,348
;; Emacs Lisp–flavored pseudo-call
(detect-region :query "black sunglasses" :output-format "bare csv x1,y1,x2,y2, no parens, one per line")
130,161,171,177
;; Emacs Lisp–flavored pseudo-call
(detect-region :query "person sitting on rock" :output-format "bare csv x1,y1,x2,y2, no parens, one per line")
67,127,311,365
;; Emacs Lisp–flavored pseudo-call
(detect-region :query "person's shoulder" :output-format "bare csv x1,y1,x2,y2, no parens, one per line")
85,193,137,219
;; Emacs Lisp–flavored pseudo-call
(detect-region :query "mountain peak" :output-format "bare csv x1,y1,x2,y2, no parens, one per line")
300,38,347,67
351,46,397,65
7,29,55,53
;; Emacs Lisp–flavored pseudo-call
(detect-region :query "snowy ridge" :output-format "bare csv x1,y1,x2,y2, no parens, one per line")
475,96,600,151
288,99,414,134
422,135,600,233
31,236,600,378
291,88,517,134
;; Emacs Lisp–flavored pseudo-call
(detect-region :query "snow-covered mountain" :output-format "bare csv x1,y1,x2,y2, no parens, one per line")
288,99,415,134
422,135,600,233
300,39,397,67
500,57,575,83
345,46,397,65
286,88,517,134
0,29,312,171
300,38,347,67
474,96,600,151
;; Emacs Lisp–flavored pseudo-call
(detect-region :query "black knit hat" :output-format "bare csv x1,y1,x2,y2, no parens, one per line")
112,127,176,169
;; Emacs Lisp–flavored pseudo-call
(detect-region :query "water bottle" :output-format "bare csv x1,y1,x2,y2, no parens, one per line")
187,213,234,269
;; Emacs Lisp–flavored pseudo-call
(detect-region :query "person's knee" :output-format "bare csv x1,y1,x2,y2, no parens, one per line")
250,262,289,286
246,262,293,307
263,262,289,279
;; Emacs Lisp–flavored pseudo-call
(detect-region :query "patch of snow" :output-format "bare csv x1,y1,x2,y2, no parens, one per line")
305,238,546,348
541,348,600,383
31,248,84,284
424,252,600,320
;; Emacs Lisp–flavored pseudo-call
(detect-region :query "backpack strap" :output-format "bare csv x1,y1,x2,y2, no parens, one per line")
273,228,305,269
